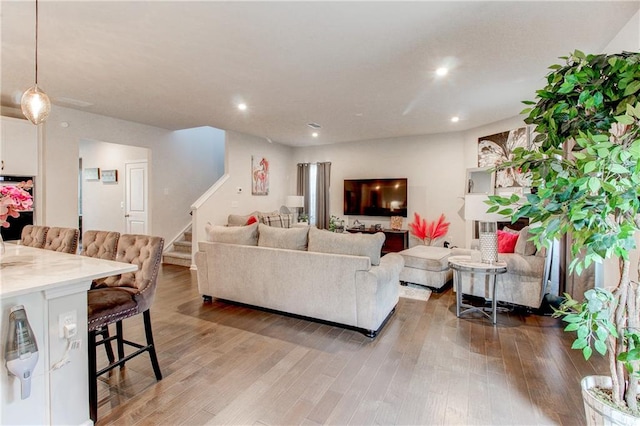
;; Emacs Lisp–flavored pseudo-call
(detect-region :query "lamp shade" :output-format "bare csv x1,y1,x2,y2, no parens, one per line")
286,195,304,208
463,194,505,222
21,85,51,125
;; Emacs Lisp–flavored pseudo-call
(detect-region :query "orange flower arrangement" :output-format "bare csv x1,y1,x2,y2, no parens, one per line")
408,213,450,246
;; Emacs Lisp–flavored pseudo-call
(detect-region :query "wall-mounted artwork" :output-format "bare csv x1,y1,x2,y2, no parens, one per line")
251,156,269,195
84,167,100,180
478,126,530,187
101,169,118,183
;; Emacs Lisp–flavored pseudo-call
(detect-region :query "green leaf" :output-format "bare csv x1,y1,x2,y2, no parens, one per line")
624,80,640,97
584,161,597,173
583,346,593,360
572,338,588,350
608,164,629,174
594,339,607,356
616,114,635,125
588,177,601,193
564,323,580,332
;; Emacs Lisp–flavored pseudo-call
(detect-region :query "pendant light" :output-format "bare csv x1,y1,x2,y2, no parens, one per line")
21,0,51,125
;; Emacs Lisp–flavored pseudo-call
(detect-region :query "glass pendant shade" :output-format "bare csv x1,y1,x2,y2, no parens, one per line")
21,85,51,125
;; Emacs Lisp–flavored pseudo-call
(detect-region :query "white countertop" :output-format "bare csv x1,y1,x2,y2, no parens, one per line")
0,244,137,298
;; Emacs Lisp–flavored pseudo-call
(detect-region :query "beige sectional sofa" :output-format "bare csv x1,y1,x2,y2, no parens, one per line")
195,224,404,337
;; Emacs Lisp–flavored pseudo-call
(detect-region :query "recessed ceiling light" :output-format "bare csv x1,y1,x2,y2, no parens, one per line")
451,116,460,123
312,132,319,138
237,103,247,111
436,67,449,77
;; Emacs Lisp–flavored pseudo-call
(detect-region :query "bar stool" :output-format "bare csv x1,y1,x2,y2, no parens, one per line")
87,234,164,422
43,227,79,254
81,230,120,261
20,225,49,248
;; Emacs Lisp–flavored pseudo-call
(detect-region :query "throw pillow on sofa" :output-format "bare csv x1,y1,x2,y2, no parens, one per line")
514,226,537,256
205,222,258,245
227,212,260,227
307,227,385,266
260,213,293,228
258,223,308,251
497,229,519,253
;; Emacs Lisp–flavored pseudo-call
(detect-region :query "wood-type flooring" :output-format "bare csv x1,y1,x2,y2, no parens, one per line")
96,265,607,425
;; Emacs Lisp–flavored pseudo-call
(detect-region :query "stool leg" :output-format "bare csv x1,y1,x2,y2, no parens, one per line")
99,326,115,363
88,329,98,423
143,310,163,380
116,320,125,367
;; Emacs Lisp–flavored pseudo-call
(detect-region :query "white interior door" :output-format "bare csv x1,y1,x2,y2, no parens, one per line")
125,161,148,234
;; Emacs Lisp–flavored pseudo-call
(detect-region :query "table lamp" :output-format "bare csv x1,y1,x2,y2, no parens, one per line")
464,194,505,263
286,195,305,223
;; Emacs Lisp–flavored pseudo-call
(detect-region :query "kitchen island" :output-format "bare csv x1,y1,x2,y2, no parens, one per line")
0,243,137,425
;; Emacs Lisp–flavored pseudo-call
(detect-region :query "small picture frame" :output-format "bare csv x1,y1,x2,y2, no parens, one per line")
84,167,100,180
101,169,118,183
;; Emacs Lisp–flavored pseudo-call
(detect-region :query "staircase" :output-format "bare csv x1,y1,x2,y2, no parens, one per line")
162,228,192,267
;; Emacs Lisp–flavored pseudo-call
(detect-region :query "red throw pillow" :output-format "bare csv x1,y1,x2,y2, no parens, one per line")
246,215,258,225
497,229,519,253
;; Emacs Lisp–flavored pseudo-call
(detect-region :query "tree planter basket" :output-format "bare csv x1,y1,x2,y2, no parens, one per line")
581,376,640,426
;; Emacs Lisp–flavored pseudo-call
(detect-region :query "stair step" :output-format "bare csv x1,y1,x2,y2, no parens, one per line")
173,240,191,253
162,251,191,267
184,231,192,242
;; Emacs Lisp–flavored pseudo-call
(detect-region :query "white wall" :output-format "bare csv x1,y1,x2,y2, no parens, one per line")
79,140,148,233
192,131,294,246
41,106,225,243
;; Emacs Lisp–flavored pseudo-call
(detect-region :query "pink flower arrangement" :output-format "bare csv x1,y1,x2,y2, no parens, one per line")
0,181,33,228
409,213,450,246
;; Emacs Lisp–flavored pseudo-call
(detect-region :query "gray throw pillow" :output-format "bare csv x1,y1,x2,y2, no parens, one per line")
307,227,385,265
258,223,308,250
205,222,258,245
514,226,536,256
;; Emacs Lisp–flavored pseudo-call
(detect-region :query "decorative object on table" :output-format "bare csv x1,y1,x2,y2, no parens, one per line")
251,156,269,195
464,194,504,264
0,180,34,255
328,215,344,232
286,195,304,223
101,169,117,183
390,216,403,230
20,0,51,125
84,167,100,180
351,219,364,230
297,213,309,224
408,212,450,246
487,50,640,421
478,126,531,188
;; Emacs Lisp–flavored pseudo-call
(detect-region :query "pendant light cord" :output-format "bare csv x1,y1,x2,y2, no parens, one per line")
34,0,39,86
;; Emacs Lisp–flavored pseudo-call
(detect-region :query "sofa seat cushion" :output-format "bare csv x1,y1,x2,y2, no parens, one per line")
498,252,545,278
399,246,451,271
205,222,258,245
308,227,384,265
258,223,308,251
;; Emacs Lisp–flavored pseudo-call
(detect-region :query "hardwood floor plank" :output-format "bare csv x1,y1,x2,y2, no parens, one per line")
91,265,607,425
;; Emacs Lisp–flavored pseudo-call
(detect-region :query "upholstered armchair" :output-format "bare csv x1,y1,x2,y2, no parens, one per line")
43,227,79,254
20,224,48,248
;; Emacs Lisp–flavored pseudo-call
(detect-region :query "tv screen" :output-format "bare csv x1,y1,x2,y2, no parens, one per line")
344,178,408,217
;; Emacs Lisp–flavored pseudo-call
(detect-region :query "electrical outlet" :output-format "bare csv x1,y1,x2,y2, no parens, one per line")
58,311,77,339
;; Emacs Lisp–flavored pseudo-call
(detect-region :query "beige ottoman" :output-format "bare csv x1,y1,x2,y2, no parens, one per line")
399,246,453,291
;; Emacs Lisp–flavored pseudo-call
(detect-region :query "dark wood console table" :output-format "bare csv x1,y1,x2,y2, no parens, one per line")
346,228,409,254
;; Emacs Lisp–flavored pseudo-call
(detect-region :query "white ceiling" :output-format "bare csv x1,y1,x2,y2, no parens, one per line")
2,1,638,146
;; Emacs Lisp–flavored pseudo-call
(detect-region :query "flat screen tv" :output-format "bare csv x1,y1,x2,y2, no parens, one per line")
344,178,408,217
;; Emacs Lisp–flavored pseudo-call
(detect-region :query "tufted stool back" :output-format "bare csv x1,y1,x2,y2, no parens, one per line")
81,230,120,260
20,225,49,248
44,227,79,254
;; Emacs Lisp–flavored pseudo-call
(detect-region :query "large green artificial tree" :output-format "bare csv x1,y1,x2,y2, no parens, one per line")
488,51,640,414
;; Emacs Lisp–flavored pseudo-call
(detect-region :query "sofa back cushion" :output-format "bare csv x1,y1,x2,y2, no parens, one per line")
307,227,385,265
258,223,308,251
205,222,258,245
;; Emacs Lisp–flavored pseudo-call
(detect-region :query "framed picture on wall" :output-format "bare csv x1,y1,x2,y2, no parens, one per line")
478,126,531,188
84,167,100,180
101,169,118,183
251,156,269,195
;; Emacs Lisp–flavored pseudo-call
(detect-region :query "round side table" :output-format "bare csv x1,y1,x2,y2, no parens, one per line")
448,255,507,324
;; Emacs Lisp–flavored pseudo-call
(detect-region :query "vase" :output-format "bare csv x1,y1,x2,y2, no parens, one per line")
581,375,640,425
478,221,498,263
